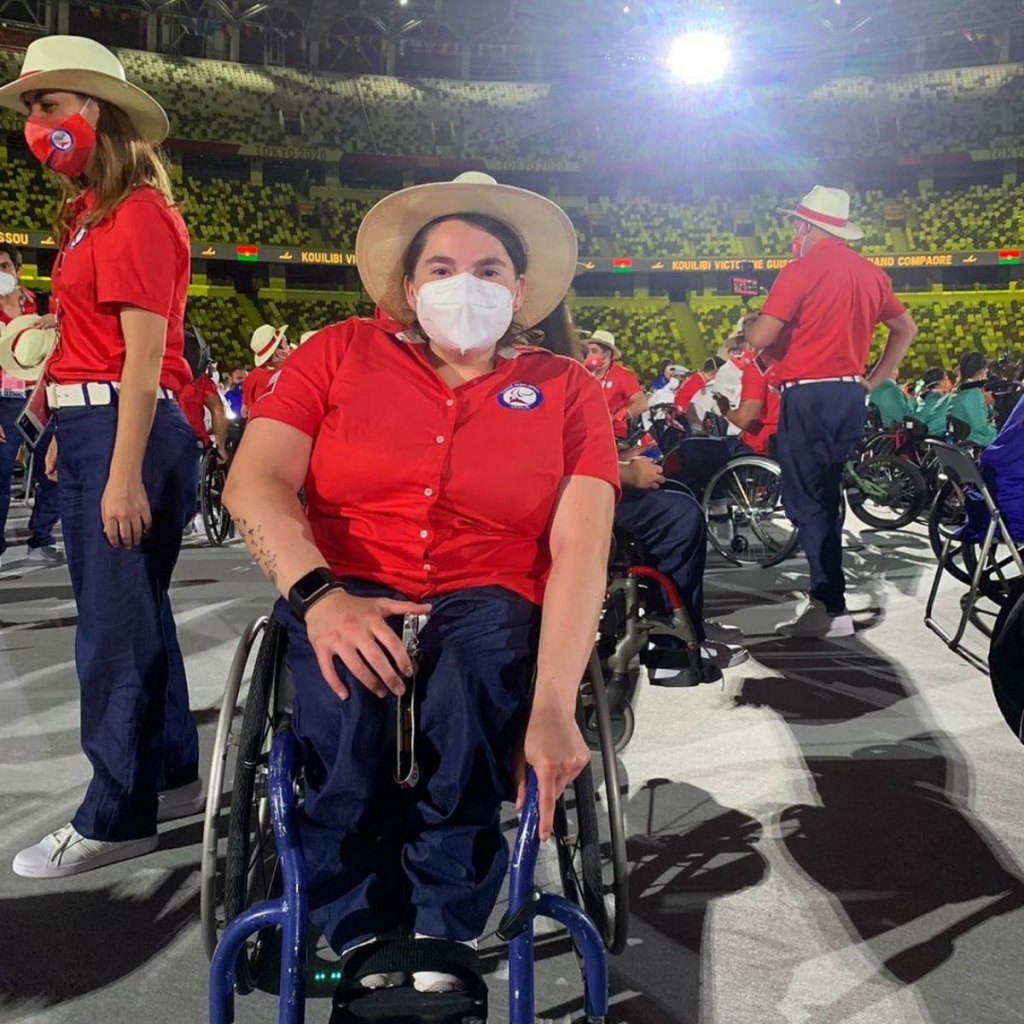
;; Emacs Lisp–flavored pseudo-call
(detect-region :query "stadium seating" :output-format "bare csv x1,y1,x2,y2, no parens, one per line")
186,293,261,367
256,293,374,337
180,178,311,246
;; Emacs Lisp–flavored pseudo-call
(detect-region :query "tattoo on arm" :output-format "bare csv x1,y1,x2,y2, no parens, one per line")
233,516,279,588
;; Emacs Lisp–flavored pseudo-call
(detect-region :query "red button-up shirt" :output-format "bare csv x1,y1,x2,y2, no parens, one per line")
242,365,276,414
738,356,780,455
0,287,38,395
48,186,192,391
597,363,643,438
178,373,218,442
250,318,620,605
760,236,905,383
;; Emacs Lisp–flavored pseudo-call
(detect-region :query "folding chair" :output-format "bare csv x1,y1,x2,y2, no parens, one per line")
924,441,1024,652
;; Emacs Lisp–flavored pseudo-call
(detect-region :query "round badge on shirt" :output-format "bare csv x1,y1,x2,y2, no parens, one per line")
50,128,74,151
498,383,543,410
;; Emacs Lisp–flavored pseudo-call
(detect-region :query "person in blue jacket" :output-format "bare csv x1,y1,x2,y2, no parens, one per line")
981,391,1024,541
948,351,997,447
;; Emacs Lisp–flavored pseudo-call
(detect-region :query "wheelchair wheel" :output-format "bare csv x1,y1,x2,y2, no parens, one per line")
552,650,630,956
962,537,1024,607
201,447,233,547
928,479,973,586
223,617,287,994
702,456,798,568
845,454,928,531
200,616,270,960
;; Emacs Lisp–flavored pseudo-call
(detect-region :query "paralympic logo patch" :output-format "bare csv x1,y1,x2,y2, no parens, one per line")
498,383,543,410
49,128,74,152
66,226,88,250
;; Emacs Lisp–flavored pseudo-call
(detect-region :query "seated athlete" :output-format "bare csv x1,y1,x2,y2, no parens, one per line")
914,367,952,437
717,350,780,457
981,390,1024,541
241,324,290,416
223,172,618,994
675,356,726,434
867,367,914,429
582,329,647,438
948,350,997,447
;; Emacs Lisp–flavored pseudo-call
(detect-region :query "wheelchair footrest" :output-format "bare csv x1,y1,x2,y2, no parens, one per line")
331,939,487,1024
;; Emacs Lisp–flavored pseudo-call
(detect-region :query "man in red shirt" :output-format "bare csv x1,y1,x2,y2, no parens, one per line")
747,186,917,637
674,356,726,433
0,243,61,565
242,323,290,416
583,329,647,438
719,352,780,456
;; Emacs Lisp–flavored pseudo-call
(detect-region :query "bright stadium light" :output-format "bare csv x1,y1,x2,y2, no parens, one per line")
667,31,732,85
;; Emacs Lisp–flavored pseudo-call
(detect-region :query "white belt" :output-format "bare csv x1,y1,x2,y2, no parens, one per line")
46,382,176,408
781,375,862,391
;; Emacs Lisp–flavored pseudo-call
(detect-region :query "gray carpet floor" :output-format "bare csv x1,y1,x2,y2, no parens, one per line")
1,500,1021,1024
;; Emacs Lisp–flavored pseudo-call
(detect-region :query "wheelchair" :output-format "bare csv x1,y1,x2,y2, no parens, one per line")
201,612,630,1023
199,445,234,547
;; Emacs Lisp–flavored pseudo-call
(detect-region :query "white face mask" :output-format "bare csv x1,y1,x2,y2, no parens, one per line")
666,377,681,392
0,272,17,297
415,272,514,356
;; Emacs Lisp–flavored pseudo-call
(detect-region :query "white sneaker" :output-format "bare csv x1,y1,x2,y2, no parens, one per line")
192,513,207,536
25,545,64,565
775,598,855,639
12,824,158,879
343,937,406,991
412,935,478,994
157,779,206,822
701,640,749,669
704,619,743,644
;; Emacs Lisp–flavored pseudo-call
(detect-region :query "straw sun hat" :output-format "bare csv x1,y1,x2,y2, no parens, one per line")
778,185,864,241
0,36,169,144
0,314,57,382
355,171,578,329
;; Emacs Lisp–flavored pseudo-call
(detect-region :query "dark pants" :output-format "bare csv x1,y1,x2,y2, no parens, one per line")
56,401,200,841
613,486,707,643
776,382,867,615
278,581,540,953
0,396,60,555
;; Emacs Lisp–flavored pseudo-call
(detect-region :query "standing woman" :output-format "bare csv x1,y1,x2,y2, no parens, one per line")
4,37,203,878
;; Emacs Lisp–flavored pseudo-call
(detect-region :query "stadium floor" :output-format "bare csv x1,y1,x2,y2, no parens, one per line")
1,500,1021,1024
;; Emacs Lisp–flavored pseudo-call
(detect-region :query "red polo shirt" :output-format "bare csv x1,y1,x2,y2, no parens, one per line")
250,318,620,605
738,356,780,455
598,363,643,438
0,287,38,395
242,365,276,414
760,236,905,383
673,372,706,414
48,186,191,391
178,374,218,442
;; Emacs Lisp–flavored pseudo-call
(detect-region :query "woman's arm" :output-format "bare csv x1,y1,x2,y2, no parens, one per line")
520,474,614,840
223,418,429,700
102,307,165,548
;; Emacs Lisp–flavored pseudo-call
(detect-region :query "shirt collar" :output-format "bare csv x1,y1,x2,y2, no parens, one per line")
378,318,519,360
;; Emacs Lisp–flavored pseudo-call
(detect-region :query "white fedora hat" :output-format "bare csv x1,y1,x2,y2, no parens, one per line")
778,186,863,241
355,171,578,330
0,36,168,144
250,324,288,367
0,314,57,382
583,329,622,361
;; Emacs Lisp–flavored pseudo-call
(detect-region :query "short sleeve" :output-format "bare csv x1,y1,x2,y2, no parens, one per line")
878,285,906,323
249,321,356,436
562,363,621,498
740,364,768,404
760,261,807,323
94,194,187,316
200,375,218,400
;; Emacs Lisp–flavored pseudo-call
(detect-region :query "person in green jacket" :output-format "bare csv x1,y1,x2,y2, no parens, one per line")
868,368,915,428
948,351,998,447
914,366,952,437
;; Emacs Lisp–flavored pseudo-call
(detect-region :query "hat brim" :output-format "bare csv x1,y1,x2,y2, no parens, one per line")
355,180,578,329
0,69,168,144
777,206,864,241
0,314,57,381
585,339,623,361
252,325,289,367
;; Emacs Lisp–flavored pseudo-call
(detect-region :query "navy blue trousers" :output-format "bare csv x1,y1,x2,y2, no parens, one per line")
0,396,60,555
776,382,867,615
57,401,200,841
277,581,540,953
613,486,707,643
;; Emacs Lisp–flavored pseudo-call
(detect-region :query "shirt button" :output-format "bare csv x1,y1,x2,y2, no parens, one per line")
419,529,429,539
424,487,433,497
435,435,445,444
423,563,433,572
445,399,454,407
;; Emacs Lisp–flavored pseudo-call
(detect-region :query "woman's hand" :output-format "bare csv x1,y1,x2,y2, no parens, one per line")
100,470,152,548
304,589,432,701
44,436,58,482
33,314,58,330
514,703,591,841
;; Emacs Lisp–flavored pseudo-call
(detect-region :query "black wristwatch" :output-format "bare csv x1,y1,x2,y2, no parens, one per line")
288,567,345,622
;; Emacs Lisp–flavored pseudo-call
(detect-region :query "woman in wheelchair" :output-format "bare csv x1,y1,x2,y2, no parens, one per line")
222,172,619,994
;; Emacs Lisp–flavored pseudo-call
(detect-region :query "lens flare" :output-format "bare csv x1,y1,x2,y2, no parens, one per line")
667,31,732,85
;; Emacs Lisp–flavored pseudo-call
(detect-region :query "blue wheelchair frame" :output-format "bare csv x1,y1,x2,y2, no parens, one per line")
209,727,609,1024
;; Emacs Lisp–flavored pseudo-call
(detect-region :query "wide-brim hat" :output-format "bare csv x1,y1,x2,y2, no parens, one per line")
0,314,57,382
0,36,168,145
778,185,863,241
251,324,288,367
583,328,622,361
355,171,578,329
